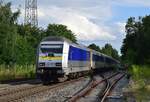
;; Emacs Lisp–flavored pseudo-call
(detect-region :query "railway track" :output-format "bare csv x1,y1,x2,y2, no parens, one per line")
66,72,125,102
100,73,125,102
0,77,86,102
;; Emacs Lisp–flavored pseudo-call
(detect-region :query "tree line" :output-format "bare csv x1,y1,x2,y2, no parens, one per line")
88,43,120,60
0,2,120,66
121,16,150,65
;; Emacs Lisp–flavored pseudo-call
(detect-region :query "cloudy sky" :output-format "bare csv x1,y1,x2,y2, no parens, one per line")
8,0,150,54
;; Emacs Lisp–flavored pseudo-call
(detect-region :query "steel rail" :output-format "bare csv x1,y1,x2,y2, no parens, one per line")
67,72,120,102
100,73,125,102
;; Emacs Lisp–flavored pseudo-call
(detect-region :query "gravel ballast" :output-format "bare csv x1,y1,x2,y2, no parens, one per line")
22,77,91,102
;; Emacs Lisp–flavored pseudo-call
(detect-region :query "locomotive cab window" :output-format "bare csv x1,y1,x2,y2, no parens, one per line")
40,44,63,57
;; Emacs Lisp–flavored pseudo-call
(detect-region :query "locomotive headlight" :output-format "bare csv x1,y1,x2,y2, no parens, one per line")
37,69,43,74
39,62,45,67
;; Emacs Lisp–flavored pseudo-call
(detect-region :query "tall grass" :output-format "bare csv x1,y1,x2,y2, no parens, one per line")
129,65,150,86
0,65,36,81
128,65,150,101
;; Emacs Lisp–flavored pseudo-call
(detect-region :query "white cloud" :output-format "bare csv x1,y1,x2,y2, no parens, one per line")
60,13,116,41
38,0,112,21
112,0,150,7
38,6,116,41
38,0,110,8
38,10,45,18
11,0,128,42
116,22,126,34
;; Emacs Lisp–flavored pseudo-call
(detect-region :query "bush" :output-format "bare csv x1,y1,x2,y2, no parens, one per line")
128,65,150,101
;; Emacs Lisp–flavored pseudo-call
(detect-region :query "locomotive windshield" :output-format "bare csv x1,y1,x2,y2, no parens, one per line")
40,44,63,57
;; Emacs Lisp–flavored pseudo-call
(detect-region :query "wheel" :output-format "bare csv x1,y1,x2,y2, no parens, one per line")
58,75,68,82
42,80,50,85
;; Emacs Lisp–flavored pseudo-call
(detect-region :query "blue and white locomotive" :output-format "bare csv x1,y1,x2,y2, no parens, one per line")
36,36,119,84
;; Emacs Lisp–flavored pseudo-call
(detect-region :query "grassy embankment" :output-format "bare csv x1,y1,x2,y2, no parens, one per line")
0,65,35,81
128,65,150,101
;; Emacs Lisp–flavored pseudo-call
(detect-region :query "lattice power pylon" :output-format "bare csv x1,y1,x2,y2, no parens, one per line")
25,0,38,26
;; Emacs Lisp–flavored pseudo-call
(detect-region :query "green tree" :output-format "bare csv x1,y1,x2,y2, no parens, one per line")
101,44,112,56
121,15,150,65
15,34,33,65
111,49,120,61
17,24,44,48
16,24,45,64
88,43,120,60
121,17,137,64
102,43,120,60
0,2,20,65
45,24,77,43
88,43,101,52
0,2,77,65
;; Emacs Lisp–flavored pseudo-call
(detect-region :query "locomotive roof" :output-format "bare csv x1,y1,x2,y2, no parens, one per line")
42,36,72,43
42,36,90,50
